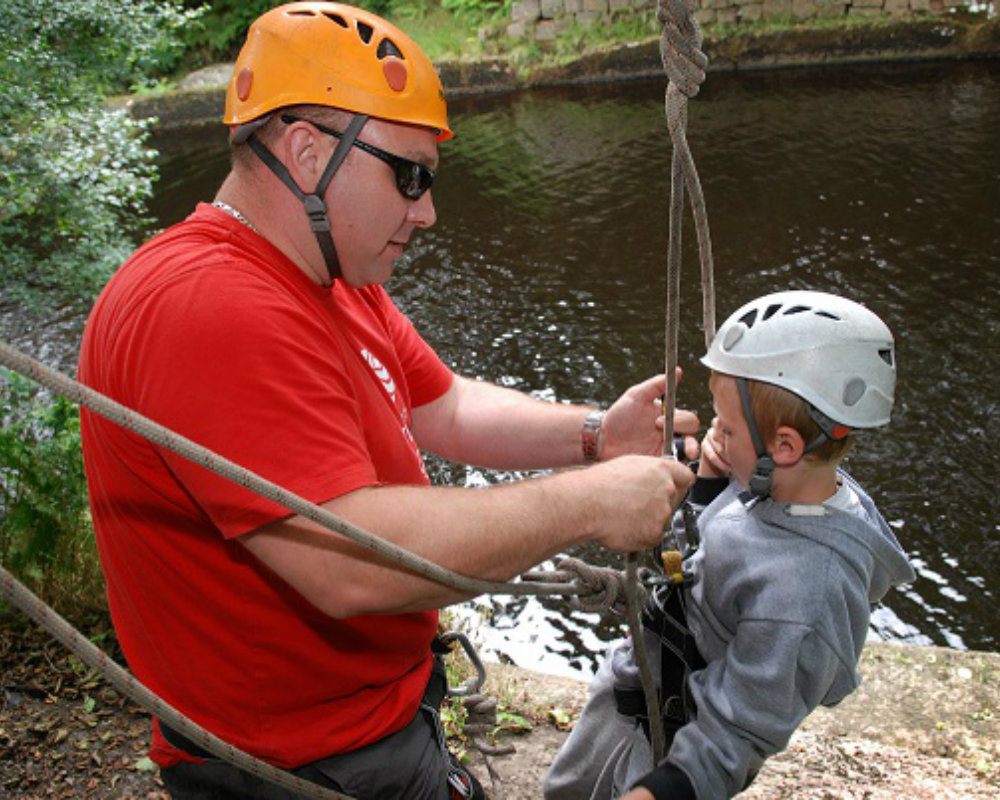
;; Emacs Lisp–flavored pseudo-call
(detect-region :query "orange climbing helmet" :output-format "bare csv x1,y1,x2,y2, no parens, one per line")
223,1,452,141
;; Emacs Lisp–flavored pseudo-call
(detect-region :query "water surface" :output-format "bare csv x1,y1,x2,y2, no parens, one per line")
16,60,999,678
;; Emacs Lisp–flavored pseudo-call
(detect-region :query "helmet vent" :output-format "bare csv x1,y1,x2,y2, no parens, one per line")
783,305,810,316
763,303,782,321
816,310,841,320
378,37,404,60
356,20,374,44
322,12,349,28
738,309,758,328
879,348,894,366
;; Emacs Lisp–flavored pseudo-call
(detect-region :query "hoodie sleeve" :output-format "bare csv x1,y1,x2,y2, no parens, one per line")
664,619,857,799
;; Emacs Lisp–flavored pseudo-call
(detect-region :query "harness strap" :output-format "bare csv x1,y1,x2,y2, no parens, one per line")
615,582,706,745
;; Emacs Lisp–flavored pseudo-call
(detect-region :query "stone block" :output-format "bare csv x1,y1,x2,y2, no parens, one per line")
534,17,571,38
610,0,632,10
792,0,818,15
884,0,909,13
582,0,610,12
511,0,542,22
848,4,885,14
694,8,717,23
541,0,565,17
506,20,529,37
575,9,601,25
740,2,765,19
813,2,846,16
762,0,793,16
910,0,931,9
716,7,739,23
565,0,584,11
708,0,730,10
851,0,884,8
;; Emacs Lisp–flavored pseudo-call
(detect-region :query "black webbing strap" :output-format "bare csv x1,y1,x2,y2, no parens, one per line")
615,582,706,745
735,377,775,498
246,114,370,283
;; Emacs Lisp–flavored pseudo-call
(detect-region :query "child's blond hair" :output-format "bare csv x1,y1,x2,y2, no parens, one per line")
711,372,853,464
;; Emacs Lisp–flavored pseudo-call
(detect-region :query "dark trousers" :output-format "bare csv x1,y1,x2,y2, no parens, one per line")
160,660,482,800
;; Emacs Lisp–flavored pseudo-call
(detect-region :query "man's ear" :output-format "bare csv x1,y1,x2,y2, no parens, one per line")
281,121,324,187
771,425,805,467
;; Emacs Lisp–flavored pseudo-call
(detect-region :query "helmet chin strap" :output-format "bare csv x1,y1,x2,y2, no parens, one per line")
736,377,842,500
246,114,370,285
735,377,776,499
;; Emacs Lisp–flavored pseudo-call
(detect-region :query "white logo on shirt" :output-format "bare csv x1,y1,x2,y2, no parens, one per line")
360,349,397,403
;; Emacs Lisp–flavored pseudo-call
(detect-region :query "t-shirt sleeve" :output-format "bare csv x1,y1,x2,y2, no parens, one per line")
121,268,378,538
377,289,454,407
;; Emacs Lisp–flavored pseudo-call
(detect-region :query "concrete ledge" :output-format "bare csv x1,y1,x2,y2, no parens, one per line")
116,17,1000,129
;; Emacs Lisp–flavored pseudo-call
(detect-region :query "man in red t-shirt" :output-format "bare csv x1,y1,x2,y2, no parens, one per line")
78,4,698,799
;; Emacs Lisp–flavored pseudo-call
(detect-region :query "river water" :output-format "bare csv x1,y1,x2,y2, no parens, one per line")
8,59,998,678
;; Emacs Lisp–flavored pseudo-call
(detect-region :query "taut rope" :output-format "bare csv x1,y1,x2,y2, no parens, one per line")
0,337,636,799
0,340,580,601
0,566,350,800
625,0,716,768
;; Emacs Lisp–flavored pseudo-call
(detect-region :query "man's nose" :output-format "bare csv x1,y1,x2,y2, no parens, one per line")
407,189,436,228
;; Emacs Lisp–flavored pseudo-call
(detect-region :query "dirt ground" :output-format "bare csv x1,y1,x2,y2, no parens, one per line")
2,619,999,799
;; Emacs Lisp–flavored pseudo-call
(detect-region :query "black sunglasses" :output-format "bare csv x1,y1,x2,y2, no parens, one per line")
280,114,435,200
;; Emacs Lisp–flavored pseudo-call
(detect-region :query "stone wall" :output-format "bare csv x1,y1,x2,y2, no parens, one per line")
507,0,970,39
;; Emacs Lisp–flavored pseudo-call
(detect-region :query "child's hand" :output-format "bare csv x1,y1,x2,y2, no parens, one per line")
620,789,655,800
697,416,731,479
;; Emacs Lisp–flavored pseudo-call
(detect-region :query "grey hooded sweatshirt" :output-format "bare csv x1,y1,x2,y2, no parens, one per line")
545,470,915,800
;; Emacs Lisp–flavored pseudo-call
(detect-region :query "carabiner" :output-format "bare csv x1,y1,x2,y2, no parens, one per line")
438,630,487,697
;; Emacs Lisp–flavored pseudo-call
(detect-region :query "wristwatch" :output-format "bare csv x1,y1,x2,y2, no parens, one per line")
581,410,605,463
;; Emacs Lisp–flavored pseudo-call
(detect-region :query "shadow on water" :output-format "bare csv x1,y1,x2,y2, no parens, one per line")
21,59,1000,677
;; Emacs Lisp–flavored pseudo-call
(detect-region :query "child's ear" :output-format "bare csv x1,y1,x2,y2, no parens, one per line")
771,425,805,466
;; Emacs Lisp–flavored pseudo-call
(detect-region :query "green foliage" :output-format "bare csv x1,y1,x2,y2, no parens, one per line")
438,0,510,26
178,0,275,64
0,0,198,311
0,369,98,603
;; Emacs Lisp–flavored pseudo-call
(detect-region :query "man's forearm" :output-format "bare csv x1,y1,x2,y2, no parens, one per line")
241,455,692,617
413,376,593,471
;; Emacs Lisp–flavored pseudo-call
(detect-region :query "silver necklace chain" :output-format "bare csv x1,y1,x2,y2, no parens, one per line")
211,200,258,233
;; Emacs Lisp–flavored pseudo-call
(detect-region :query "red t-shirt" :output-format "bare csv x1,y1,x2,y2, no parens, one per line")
78,204,455,768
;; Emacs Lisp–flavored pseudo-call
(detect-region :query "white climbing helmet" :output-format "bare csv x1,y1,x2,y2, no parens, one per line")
702,290,896,429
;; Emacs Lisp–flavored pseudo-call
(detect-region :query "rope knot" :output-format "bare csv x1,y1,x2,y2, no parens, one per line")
554,556,641,615
657,0,709,100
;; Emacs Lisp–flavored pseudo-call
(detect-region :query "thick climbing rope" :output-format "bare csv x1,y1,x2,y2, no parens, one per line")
623,0,717,770
1,5,718,783
0,566,349,800
0,340,581,601
0,338,626,797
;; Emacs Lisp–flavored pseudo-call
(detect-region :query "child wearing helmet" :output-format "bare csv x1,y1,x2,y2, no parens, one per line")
545,290,915,800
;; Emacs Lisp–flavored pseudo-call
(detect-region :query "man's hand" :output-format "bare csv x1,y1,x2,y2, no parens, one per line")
582,455,695,552
600,371,700,462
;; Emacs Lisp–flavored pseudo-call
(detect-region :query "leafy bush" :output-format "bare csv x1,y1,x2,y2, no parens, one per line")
0,370,97,604
0,0,195,605
0,0,200,311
